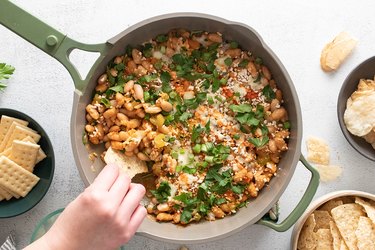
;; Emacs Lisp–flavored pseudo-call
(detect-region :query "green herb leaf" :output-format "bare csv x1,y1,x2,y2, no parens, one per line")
255,57,263,64
262,85,275,100
283,121,291,129
230,41,239,49
179,112,193,122
108,84,124,93
100,97,111,108
248,136,269,147
151,181,171,203
156,34,168,43
233,134,240,140
180,209,192,223
229,104,253,113
231,185,245,194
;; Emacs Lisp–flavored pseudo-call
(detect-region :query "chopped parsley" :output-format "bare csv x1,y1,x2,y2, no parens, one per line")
151,181,171,203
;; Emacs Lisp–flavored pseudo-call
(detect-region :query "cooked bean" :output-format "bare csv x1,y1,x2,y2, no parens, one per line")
89,135,99,144
85,124,95,133
270,107,286,121
211,206,225,218
247,61,258,78
95,83,108,93
124,80,135,93
132,48,142,64
103,107,117,119
136,109,146,118
188,39,200,49
173,213,181,224
142,61,153,72
115,93,125,107
133,84,144,101
86,105,99,120
233,168,247,183
208,33,222,43
127,119,141,129
157,203,170,212
111,141,123,150
270,99,280,112
156,213,173,222
274,137,287,151
145,106,162,114
268,139,278,153
105,141,111,149
109,125,120,133
158,125,170,134
220,203,236,213
224,48,241,58
86,114,93,123
116,113,128,125
107,132,121,141
134,65,147,76
247,183,258,197
159,100,173,112
119,131,129,141
137,152,150,161
109,68,118,77
97,73,107,84
126,60,136,74
114,56,123,64
276,89,283,101
261,65,271,80
124,151,134,157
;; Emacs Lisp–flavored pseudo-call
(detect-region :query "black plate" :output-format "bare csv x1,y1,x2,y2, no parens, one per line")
0,108,55,218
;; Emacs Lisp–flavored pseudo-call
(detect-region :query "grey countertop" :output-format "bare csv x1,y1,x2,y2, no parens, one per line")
1,0,375,249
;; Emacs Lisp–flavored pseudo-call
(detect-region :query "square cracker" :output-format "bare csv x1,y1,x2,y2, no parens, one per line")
22,136,46,164
0,193,4,201
9,140,39,172
331,203,365,250
306,137,330,165
355,197,375,225
0,186,13,200
316,228,334,250
0,156,39,197
355,216,375,250
0,122,37,152
4,125,40,150
0,185,20,199
0,115,28,143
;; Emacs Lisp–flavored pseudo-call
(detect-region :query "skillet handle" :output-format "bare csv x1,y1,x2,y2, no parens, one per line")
0,0,112,93
257,154,320,232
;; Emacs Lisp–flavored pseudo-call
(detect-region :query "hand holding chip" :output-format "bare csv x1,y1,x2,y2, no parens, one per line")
25,164,147,250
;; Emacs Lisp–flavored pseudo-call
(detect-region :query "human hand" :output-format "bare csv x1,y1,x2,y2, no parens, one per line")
25,164,146,250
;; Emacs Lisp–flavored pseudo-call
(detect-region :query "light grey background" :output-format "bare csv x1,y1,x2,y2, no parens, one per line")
0,0,374,249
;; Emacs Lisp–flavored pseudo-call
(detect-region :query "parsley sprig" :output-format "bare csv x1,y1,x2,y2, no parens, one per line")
0,63,15,91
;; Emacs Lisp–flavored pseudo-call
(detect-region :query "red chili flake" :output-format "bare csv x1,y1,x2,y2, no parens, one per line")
222,87,234,98
245,89,258,99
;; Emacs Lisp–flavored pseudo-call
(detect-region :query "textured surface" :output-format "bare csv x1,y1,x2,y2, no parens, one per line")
0,0,375,249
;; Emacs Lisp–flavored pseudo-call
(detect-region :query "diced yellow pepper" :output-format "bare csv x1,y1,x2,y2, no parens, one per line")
154,133,166,148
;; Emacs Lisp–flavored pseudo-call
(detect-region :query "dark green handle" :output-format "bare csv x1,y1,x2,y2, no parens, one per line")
0,0,112,93
257,154,320,231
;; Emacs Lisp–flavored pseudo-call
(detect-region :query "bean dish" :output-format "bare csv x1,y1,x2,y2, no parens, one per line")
85,29,290,225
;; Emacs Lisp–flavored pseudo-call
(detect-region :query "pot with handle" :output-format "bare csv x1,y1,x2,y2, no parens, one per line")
0,0,319,243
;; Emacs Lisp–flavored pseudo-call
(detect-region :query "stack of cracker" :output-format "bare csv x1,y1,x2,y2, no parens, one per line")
0,115,46,201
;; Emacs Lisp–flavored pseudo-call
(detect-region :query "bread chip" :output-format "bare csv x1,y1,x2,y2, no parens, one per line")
104,147,148,179
315,165,342,182
344,92,375,137
306,137,330,165
355,197,375,225
316,228,334,249
331,203,365,250
355,216,375,250
298,213,317,250
320,32,357,72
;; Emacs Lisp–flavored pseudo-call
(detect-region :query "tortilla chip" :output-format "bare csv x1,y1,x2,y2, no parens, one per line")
330,221,344,250
355,197,375,225
314,210,333,231
355,216,375,250
320,199,344,214
340,240,349,250
331,203,365,250
298,214,317,250
104,147,148,179
316,228,334,250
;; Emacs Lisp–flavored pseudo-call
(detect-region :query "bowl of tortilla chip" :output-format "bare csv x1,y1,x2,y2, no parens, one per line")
291,190,375,250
